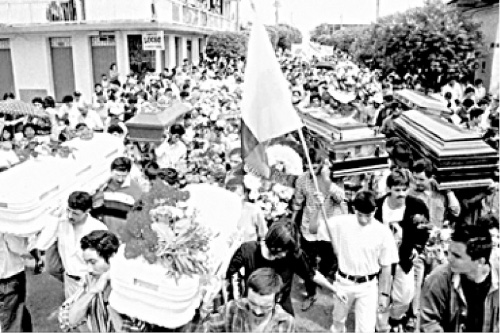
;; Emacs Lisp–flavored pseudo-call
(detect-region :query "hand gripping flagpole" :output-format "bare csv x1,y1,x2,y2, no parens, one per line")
297,127,336,252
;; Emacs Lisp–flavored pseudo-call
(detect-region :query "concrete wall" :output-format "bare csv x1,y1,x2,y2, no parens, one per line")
4,29,209,102
467,4,499,94
72,33,93,101
10,35,54,98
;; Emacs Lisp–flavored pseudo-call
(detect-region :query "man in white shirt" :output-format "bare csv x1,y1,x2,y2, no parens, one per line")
326,190,399,333
155,124,187,169
69,102,104,132
35,191,107,298
0,234,34,331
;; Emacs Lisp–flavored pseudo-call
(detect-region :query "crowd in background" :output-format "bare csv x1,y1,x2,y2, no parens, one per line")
0,46,499,333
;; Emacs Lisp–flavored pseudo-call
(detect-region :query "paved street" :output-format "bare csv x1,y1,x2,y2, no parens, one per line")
25,261,354,332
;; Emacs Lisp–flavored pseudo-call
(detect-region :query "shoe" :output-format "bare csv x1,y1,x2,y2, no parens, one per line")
301,295,317,311
405,317,416,332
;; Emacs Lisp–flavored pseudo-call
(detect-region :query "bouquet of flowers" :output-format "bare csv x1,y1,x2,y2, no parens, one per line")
121,181,212,280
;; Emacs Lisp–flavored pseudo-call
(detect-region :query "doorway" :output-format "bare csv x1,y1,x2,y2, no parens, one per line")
50,37,76,102
128,34,156,75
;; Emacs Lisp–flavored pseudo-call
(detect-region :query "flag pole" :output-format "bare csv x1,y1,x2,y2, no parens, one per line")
296,127,336,248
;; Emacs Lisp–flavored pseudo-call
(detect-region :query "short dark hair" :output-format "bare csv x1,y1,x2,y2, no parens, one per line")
32,97,44,106
75,123,89,131
80,230,120,263
44,96,56,108
144,161,159,181
474,79,483,86
451,224,492,263
62,95,74,104
111,157,132,172
353,190,377,214
387,168,410,188
470,108,484,120
412,159,434,178
264,221,297,254
464,87,476,95
68,191,93,212
247,267,283,296
463,99,475,109
107,124,124,135
170,124,185,136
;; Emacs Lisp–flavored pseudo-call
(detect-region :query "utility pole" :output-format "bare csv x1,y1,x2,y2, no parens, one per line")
274,0,280,25
235,0,240,31
376,0,380,22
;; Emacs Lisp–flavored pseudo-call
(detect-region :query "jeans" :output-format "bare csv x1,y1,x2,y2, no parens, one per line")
330,274,378,333
0,271,32,332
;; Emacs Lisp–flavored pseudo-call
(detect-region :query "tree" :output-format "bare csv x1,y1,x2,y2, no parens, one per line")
352,0,484,90
275,23,303,50
311,0,484,91
206,23,303,59
205,31,249,59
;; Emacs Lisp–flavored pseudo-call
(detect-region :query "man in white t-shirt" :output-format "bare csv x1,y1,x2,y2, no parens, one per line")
326,190,399,333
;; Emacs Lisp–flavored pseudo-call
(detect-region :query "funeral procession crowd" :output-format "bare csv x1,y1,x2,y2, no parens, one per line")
1,22,499,333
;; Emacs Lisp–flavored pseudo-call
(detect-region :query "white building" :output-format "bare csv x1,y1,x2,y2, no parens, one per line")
0,0,237,102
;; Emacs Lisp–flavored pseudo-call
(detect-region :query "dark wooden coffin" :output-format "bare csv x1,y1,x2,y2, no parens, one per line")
300,108,389,175
394,110,498,189
126,101,190,143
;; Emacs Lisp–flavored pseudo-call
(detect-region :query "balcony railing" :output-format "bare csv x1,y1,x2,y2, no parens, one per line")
0,0,236,31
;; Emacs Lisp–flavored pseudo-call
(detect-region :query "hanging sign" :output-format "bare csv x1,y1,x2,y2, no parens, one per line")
142,31,164,51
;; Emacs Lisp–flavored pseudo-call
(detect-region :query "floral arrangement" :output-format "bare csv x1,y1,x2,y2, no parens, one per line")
244,174,294,222
422,226,452,269
121,181,212,279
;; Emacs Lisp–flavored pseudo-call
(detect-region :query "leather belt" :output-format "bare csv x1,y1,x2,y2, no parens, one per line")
338,270,377,283
66,273,82,281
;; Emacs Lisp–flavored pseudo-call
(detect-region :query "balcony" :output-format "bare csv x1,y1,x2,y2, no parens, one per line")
0,0,236,32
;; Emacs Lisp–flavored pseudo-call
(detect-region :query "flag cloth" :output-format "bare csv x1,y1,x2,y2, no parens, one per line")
241,15,303,178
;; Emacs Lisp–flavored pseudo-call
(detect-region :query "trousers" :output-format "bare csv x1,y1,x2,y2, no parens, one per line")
330,274,378,333
0,271,32,332
301,237,337,296
376,265,415,332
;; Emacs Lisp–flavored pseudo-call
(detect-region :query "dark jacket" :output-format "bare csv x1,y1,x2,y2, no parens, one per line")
374,194,430,273
420,263,499,333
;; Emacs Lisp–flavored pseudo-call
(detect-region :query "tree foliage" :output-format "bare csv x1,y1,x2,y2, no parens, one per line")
206,23,303,59
205,31,249,59
310,0,485,89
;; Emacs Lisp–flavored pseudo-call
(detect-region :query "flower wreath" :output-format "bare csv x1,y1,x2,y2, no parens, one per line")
122,181,212,280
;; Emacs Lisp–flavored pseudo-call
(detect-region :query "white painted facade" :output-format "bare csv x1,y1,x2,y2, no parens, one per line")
0,0,237,102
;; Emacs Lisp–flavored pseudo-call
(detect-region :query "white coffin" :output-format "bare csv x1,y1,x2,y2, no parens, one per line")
0,134,124,235
109,246,202,329
109,184,243,327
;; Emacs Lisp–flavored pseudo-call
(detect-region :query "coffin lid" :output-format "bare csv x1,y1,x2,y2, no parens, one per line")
126,100,190,129
394,89,448,114
396,110,489,142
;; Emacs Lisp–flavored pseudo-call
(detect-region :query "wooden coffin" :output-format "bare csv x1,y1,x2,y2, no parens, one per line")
300,108,389,175
126,101,190,143
394,89,448,117
394,110,498,189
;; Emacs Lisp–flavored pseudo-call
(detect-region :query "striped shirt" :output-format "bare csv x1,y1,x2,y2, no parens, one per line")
292,172,346,242
93,177,142,238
